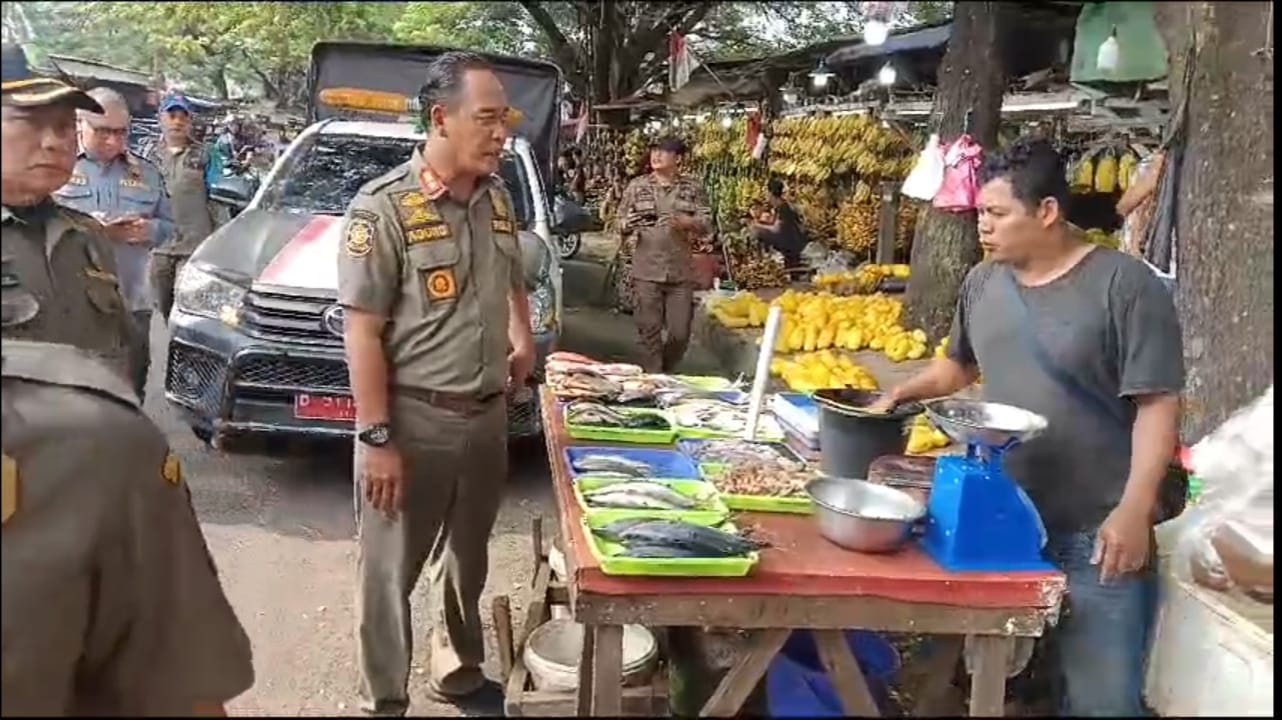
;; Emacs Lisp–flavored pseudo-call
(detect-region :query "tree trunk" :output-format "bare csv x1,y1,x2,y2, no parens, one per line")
1153,2,1274,442
903,1,1010,341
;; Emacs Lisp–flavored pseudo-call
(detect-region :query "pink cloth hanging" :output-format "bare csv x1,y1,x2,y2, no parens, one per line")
932,134,984,213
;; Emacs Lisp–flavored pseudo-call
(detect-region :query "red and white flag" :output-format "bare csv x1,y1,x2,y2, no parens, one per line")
669,31,700,91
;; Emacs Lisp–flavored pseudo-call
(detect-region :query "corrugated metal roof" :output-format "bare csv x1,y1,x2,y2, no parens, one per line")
825,23,953,66
47,53,151,87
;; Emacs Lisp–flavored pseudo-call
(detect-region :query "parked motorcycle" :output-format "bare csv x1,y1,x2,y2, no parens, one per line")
209,165,261,225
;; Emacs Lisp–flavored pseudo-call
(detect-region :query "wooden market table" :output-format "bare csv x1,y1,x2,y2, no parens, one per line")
538,389,1066,717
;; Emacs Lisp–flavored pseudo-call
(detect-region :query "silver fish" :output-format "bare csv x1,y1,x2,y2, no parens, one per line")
572,454,652,476
584,491,687,511
583,481,701,509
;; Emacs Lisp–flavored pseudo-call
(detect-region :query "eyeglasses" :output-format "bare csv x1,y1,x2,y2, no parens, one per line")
87,124,129,139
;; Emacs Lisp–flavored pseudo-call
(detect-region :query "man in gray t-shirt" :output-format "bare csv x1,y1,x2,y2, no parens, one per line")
880,138,1183,716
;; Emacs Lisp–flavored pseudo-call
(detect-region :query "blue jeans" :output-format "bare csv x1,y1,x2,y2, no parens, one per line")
1044,529,1157,717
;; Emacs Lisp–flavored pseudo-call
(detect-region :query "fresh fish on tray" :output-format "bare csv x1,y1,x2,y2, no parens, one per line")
620,544,710,559
570,453,653,477
592,518,768,558
686,440,805,471
565,402,670,430
582,481,702,510
670,400,782,436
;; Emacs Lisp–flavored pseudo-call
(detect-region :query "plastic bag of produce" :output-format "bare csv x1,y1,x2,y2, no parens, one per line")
1168,385,1273,601
901,133,946,201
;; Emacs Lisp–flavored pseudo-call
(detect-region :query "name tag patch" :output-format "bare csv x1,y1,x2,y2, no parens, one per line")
406,224,451,245
423,268,458,301
491,218,515,235
120,178,148,190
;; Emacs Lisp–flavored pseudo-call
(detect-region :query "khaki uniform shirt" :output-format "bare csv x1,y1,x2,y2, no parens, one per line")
616,172,712,284
0,202,135,380
337,147,525,398
148,140,216,255
0,341,254,715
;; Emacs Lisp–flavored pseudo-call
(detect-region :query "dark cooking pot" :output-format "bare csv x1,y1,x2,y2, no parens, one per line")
813,389,921,479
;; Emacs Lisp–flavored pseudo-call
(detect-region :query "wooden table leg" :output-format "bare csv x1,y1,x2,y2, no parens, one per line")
965,634,1015,717
591,624,624,717
699,628,790,717
576,621,597,717
813,630,881,716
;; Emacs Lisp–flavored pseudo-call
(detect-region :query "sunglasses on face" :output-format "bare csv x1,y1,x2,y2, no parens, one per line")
87,124,129,139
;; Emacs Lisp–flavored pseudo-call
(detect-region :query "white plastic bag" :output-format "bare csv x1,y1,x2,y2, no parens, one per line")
901,133,946,201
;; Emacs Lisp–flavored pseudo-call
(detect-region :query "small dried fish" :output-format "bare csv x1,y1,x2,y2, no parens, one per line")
714,462,813,497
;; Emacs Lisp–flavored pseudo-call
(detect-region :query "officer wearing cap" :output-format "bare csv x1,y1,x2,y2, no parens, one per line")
1,43,138,387
147,92,219,323
52,85,176,398
615,134,713,372
2,251,256,715
337,51,534,716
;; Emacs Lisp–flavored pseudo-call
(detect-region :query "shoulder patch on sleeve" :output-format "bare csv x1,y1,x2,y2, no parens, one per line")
162,452,182,486
344,214,377,258
2,453,18,524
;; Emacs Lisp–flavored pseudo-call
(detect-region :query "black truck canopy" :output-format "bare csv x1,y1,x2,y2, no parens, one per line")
307,41,563,184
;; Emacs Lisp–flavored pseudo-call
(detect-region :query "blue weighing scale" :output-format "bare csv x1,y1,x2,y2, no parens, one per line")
919,399,1055,573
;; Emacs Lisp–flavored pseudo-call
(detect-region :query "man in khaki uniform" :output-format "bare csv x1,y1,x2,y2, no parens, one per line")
337,51,535,717
147,92,219,322
616,135,712,372
0,43,137,387
1,259,255,715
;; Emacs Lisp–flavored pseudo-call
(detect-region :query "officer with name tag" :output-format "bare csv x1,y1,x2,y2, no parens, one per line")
336,52,535,716
1,43,137,386
54,85,176,398
1,254,255,715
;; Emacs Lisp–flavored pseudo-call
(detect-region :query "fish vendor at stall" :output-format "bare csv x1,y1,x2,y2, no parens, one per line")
872,137,1185,716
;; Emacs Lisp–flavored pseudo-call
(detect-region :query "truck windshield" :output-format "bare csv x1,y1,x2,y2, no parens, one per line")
258,132,533,227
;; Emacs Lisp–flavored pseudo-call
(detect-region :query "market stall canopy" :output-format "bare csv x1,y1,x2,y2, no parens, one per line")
307,41,562,183
825,23,952,66
1069,1,1168,83
46,53,151,87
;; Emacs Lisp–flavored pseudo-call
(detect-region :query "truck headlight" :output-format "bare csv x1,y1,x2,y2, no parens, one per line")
174,264,247,326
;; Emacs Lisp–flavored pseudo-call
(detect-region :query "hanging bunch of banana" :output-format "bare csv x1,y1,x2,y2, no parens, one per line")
768,114,915,184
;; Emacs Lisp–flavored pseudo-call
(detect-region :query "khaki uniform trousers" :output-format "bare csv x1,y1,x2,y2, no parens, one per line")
355,394,507,714
149,252,188,324
633,279,694,373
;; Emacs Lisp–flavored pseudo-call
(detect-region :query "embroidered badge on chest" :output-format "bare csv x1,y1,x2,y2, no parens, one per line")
423,268,458,301
68,173,88,186
344,214,377,258
120,177,147,190
491,218,515,235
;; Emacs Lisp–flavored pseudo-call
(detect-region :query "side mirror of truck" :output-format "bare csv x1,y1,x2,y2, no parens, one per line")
551,195,592,236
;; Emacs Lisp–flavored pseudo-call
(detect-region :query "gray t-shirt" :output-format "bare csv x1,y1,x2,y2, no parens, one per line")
946,247,1185,533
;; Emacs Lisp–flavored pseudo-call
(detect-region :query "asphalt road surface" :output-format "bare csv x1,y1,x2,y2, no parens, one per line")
146,240,719,716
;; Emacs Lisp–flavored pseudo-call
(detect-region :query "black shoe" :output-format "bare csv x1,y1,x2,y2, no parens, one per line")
427,678,504,716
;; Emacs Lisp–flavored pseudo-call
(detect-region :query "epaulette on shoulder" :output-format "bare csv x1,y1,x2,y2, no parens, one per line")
359,162,414,197
127,151,160,172
1,341,140,410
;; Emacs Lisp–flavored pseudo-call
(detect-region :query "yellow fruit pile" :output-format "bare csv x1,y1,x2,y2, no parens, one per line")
770,350,878,393
1070,148,1141,195
907,415,951,454
835,197,879,254
1084,227,1121,249
768,115,914,183
813,263,910,295
933,336,950,359
710,292,771,329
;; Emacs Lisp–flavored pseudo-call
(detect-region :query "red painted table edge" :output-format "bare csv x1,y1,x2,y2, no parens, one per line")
540,388,1066,609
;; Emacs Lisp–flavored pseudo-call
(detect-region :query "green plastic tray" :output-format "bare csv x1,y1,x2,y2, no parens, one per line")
582,515,759,577
563,408,677,445
673,375,736,391
699,466,814,514
675,425,786,443
574,477,730,526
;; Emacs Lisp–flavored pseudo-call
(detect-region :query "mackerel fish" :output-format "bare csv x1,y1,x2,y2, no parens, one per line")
582,481,701,510
571,453,653,477
593,518,766,558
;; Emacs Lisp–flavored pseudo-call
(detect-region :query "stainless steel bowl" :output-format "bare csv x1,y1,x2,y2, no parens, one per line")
923,398,1049,449
805,477,925,553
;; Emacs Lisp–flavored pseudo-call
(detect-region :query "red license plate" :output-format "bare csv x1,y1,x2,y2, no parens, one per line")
294,394,357,422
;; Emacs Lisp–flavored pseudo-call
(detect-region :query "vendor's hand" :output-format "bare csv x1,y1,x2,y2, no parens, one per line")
508,339,535,390
360,443,405,520
103,217,149,245
866,389,901,414
1092,500,1152,584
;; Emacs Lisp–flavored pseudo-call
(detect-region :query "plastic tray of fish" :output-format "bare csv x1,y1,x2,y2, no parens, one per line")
563,447,702,481
573,478,731,526
699,465,815,515
669,401,787,442
676,439,808,477
562,402,678,445
582,515,762,577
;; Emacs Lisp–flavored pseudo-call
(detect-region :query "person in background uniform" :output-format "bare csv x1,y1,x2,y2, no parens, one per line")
337,51,535,717
54,86,176,398
749,178,807,268
874,138,1183,716
1,257,255,716
1,43,136,386
615,135,712,372
147,92,218,323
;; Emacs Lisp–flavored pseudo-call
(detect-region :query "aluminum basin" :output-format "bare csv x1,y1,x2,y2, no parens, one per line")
806,476,925,553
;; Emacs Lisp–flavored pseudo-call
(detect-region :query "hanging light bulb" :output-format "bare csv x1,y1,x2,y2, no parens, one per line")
720,115,733,129
810,60,835,90
863,19,890,46
878,63,897,86
1097,27,1121,72
782,85,799,105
